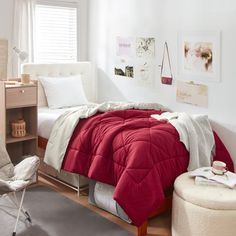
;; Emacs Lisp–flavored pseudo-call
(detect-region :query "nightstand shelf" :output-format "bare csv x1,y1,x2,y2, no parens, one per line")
0,80,38,163
6,134,38,144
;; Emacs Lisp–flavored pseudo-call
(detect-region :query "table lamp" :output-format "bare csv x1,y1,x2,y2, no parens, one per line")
13,46,28,62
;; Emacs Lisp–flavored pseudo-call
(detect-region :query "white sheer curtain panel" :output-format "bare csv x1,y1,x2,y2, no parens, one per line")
12,0,35,76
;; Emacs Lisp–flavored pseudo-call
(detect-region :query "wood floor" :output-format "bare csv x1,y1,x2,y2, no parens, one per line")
37,174,172,236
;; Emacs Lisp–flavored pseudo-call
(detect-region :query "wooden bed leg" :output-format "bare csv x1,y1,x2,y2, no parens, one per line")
137,220,148,236
77,186,80,196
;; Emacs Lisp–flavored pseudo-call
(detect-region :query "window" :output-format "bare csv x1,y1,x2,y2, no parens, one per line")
34,1,78,63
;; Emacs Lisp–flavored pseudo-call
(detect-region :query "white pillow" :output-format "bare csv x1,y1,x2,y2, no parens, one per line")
39,75,88,109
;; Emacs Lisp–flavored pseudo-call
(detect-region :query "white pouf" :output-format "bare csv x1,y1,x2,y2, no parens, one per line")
172,172,236,236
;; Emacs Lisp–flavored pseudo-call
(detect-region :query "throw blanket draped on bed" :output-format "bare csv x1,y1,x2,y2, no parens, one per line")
151,112,215,171
44,102,234,226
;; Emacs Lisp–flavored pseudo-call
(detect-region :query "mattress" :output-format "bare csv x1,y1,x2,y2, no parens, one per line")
38,105,97,139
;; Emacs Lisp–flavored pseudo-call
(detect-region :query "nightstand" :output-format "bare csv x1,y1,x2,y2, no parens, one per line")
0,80,38,164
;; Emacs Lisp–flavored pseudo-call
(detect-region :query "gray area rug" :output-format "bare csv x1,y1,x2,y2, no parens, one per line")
0,186,133,236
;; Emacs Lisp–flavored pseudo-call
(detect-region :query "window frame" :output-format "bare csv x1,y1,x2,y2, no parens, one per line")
35,0,88,62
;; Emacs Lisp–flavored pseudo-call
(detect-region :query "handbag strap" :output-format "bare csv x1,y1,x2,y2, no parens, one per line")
160,42,173,78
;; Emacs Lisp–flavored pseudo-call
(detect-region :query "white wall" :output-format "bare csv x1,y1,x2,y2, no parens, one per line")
88,0,236,169
0,0,13,38
77,0,88,61
0,0,14,76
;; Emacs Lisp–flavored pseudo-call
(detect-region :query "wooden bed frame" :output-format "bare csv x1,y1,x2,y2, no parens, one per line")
38,136,48,150
23,62,172,236
137,196,172,236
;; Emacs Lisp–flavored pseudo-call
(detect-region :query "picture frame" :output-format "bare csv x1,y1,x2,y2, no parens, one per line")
178,31,221,82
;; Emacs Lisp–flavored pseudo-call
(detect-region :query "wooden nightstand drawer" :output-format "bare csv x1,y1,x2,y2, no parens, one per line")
6,86,37,108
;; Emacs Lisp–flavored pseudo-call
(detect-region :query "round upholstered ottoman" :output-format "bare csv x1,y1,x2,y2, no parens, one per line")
172,172,236,236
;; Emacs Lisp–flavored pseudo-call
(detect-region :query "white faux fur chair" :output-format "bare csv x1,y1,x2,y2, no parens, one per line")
0,138,40,236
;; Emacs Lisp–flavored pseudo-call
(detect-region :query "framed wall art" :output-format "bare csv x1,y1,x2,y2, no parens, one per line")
176,80,208,107
178,31,221,82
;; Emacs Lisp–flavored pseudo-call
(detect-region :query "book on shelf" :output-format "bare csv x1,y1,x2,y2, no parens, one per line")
189,167,236,189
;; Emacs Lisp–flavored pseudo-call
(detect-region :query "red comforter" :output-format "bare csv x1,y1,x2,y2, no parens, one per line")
62,109,234,226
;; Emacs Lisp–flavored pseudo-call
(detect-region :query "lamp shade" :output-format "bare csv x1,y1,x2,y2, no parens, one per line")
13,47,28,62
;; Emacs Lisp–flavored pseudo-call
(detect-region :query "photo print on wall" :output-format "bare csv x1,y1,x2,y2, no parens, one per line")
135,62,154,86
136,37,155,58
184,41,213,73
116,37,135,58
114,58,134,78
176,80,208,107
178,31,220,82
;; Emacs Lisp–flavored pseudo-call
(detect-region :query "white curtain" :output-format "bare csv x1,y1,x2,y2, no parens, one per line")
12,0,35,76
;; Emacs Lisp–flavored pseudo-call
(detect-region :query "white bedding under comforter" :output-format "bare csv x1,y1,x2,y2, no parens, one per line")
38,104,97,139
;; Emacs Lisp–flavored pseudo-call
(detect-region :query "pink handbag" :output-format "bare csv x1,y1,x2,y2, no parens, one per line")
160,42,173,85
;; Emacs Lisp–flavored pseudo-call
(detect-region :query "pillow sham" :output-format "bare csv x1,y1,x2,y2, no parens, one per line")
39,75,88,109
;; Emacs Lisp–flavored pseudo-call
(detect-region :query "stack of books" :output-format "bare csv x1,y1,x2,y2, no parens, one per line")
189,167,236,189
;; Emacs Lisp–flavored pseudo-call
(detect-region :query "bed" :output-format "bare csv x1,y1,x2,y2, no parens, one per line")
22,62,234,236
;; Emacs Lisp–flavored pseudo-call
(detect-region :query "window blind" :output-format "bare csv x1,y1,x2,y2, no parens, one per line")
34,2,78,63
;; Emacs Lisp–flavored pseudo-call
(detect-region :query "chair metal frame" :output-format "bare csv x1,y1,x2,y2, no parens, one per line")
1,185,33,236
